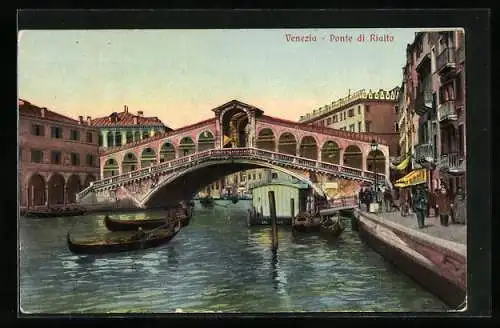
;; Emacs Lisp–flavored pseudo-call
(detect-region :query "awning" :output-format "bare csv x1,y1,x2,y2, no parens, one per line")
394,168,427,188
391,156,410,171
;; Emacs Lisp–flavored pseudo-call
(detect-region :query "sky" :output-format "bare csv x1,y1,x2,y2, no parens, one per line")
18,28,423,129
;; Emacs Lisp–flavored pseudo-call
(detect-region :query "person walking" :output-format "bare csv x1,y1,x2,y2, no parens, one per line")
435,185,453,226
411,186,428,229
453,187,467,224
384,188,393,212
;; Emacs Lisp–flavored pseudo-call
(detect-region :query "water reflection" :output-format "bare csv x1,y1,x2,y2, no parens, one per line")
19,200,448,313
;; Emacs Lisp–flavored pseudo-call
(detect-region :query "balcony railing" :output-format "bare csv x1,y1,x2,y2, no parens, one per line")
414,143,436,163
438,100,458,122
439,152,466,173
436,47,456,73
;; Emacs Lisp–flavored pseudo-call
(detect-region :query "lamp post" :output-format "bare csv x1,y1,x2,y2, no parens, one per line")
370,139,378,206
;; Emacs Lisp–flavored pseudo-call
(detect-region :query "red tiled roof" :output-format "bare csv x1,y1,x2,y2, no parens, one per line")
259,115,388,145
91,110,169,129
18,99,83,125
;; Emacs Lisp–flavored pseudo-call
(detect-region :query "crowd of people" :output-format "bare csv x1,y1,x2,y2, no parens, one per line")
359,183,467,229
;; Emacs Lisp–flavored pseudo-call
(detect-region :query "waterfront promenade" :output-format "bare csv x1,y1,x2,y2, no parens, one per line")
366,210,466,246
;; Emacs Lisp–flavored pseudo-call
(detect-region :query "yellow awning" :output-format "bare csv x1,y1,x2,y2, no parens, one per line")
223,135,233,146
392,156,410,170
395,169,427,188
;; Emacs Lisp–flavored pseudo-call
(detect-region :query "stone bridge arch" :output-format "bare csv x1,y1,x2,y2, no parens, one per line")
140,159,325,208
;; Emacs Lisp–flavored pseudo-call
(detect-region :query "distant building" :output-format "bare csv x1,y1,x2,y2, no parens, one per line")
88,105,172,149
19,99,100,208
298,88,401,175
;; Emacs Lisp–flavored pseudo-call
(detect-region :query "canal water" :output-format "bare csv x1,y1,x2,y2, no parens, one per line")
19,200,448,313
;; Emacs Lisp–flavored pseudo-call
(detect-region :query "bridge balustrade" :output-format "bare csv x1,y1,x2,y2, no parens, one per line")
78,147,387,201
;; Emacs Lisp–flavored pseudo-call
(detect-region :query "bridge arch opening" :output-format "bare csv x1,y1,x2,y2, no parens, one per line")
198,131,215,152
343,145,362,169
48,173,65,206
83,174,96,188
256,128,276,151
159,142,176,162
179,137,196,157
103,158,119,178
141,147,156,167
126,131,134,144
66,174,82,204
321,140,341,164
106,132,114,148
367,149,385,173
114,131,122,147
122,152,138,173
221,107,249,148
28,173,46,206
299,135,318,160
278,132,297,155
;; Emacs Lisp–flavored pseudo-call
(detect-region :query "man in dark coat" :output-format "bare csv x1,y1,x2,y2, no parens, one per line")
411,186,428,229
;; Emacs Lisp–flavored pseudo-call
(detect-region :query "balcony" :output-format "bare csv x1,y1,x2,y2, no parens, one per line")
436,47,456,73
438,100,458,122
414,87,433,116
414,143,436,164
439,152,466,174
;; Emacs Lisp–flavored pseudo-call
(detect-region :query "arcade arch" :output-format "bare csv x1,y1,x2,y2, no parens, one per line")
278,132,297,155
299,136,318,160
48,173,65,206
343,145,363,169
256,128,276,151
122,152,138,173
66,174,82,204
159,142,176,162
103,158,119,178
28,173,46,207
179,137,196,157
198,131,215,152
367,149,385,174
321,140,341,164
141,147,156,167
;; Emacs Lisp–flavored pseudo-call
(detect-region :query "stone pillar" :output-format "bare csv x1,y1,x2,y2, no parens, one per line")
102,129,108,148
44,186,49,207
215,114,222,149
339,149,344,166
296,143,301,157
63,186,68,206
362,152,368,172
132,129,136,142
150,128,155,138
111,131,116,147
30,185,34,207
140,130,144,140
122,131,127,145
248,112,256,148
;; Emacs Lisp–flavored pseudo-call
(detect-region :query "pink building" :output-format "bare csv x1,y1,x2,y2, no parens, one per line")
19,99,100,208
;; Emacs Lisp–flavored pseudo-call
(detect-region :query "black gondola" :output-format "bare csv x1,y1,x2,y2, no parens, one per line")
104,214,190,232
319,215,345,238
67,224,180,255
199,196,214,207
292,213,321,232
24,206,86,218
231,196,239,204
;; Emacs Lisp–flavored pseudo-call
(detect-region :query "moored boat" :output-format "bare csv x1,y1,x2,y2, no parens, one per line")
24,206,86,218
292,213,321,232
199,196,214,207
67,224,180,255
320,215,345,238
104,213,189,232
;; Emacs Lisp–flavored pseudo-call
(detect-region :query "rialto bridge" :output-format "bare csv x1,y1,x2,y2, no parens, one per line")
77,100,390,209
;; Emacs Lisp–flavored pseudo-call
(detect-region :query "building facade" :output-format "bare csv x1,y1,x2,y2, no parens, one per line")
298,87,400,174
88,105,171,149
402,30,466,194
19,99,100,208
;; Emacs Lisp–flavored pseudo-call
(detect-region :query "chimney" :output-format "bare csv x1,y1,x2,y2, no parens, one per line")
40,107,47,118
124,105,128,113
78,115,83,124
133,116,138,125
137,111,143,117
87,116,92,125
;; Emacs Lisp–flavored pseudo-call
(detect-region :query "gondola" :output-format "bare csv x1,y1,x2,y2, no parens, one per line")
104,214,190,232
319,215,345,238
67,224,180,255
292,213,321,232
231,195,239,204
24,206,86,218
199,196,214,207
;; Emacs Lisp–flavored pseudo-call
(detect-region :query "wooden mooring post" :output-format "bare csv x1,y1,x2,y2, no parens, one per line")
268,191,278,250
290,198,295,224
